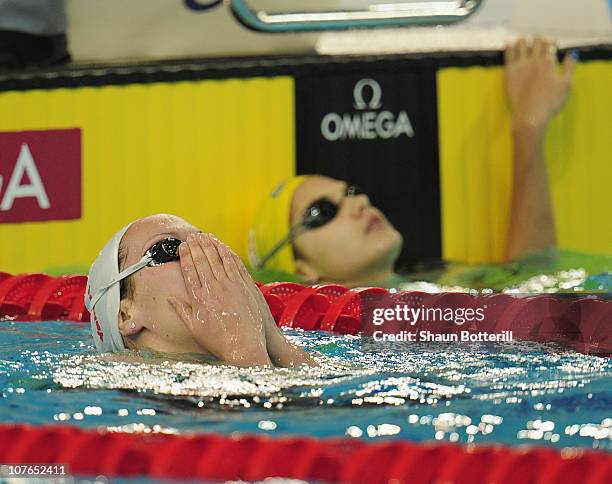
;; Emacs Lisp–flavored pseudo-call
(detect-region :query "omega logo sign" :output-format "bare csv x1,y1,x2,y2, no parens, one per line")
321,78,415,142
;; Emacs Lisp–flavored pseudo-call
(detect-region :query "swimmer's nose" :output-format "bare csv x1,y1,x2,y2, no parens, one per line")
347,193,371,218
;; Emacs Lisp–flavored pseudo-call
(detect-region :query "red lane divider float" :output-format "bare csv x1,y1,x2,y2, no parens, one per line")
1,277,611,482
0,273,610,355
0,423,610,483
0,273,89,322
0,274,53,320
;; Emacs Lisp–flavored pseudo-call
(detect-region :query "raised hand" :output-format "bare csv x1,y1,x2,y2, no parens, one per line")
503,37,572,261
168,233,271,367
505,37,576,130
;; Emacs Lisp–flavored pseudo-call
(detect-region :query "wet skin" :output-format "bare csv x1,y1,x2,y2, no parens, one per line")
290,176,403,286
118,214,315,368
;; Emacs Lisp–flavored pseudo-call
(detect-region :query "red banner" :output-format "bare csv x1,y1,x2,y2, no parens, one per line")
0,129,81,224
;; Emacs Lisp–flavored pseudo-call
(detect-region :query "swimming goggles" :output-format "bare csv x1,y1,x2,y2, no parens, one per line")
255,185,359,270
89,238,182,309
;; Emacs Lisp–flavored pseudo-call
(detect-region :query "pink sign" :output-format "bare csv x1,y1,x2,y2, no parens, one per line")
0,128,81,223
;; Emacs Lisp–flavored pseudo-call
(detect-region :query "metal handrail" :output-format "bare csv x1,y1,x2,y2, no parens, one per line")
230,0,483,32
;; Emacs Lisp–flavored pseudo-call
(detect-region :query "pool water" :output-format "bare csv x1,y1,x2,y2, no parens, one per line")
0,320,610,451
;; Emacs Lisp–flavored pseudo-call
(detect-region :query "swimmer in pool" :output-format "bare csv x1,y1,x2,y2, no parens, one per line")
248,37,577,288
85,214,316,368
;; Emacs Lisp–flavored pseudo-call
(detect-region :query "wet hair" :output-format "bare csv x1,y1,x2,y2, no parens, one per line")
118,243,135,300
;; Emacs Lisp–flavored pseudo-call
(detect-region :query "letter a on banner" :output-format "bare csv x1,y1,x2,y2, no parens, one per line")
0,143,50,211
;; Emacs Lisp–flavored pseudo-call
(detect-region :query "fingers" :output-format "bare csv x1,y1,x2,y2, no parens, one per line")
504,38,528,65
562,51,577,84
504,42,516,65
516,38,529,60
231,250,270,311
192,232,256,291
230,249,256,287
193,232,223,281
532,36,549,59
209,235,241,282
205,233,255,287
227,246,258,295
506,36,557,63
179,242,203,299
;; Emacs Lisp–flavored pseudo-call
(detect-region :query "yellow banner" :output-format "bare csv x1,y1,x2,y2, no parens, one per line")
438,61,612,263
0,77,295,274
2,62,610,274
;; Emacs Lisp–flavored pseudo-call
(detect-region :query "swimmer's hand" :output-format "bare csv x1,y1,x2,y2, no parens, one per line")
503,37,572,261
218,240,318,368
505,37,575,130
168,233,271,368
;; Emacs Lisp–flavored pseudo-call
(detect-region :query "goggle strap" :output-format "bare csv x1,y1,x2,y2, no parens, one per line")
256,225,306,270
88,254,152,310
256,185,357,270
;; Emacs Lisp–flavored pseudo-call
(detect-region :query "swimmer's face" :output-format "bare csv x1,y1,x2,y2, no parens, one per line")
290,176,402,285
117,214,206,355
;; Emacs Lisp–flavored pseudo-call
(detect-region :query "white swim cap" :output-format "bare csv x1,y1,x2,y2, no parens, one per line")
84,223,132,353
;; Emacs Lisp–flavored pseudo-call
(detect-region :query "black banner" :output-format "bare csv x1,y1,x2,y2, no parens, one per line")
295,64,441,272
